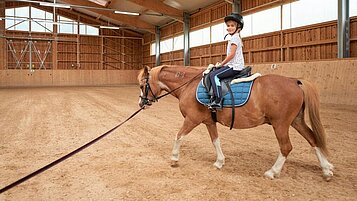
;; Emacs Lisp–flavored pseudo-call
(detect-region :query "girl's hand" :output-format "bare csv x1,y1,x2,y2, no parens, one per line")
215,62,222,67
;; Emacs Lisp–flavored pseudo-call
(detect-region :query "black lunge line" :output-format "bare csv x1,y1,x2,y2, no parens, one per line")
0,107,143,194
0,70,204,194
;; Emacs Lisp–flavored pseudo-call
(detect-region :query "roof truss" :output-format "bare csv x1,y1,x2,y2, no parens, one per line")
59,0,156,33
127,0,183,22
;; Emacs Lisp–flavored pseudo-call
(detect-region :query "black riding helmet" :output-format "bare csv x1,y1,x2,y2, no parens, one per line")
224,12,244,39
224,12,244,30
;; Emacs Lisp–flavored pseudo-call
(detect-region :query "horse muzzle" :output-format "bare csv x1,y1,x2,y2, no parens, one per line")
139,98,153,108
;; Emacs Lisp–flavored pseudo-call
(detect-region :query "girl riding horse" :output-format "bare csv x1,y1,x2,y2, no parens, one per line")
209,13,245,110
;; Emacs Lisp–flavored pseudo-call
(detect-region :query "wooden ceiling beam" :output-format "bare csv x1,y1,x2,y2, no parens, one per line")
59,0,155,33
127,0,183,22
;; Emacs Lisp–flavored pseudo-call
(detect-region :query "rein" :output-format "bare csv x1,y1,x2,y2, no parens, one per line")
141,70,203,103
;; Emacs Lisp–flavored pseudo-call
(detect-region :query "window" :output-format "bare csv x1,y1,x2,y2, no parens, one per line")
4,6,101,35
88,0,109,7
58,15,78,34
80,23,99,35
150,43,156,56
5,6,29,31
15,6,29,18
31,7,53,33
160,38,173,53
189,27,210,47
239,6,280,37
240,14,252,38
350,0,357,17
173,35,184,50
283,0,337,29
211,23,226,43
252,6,281,35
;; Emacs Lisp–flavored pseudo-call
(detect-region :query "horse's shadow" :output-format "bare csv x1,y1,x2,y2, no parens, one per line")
190,147,321,178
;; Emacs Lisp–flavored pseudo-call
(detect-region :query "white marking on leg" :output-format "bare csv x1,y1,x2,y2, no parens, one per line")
138,91,143,105
314,147,334,180
171,136,184,161
264,152,286,179
213,138,225,169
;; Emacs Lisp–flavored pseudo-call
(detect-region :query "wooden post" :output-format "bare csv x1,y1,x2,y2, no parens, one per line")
233,0,241,13
155,26,160,66
183,12,190,66
280,3,284,62
0,1,5,70
77,15,80,69
100,35,104,70
52,12,58,70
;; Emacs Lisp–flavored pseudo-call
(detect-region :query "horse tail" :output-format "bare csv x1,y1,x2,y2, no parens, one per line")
299,79,328,156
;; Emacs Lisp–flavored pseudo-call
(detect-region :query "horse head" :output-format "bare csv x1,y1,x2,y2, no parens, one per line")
138,66,163,108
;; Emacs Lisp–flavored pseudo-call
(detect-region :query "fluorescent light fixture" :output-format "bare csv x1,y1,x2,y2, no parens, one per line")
100,26,120,30
40,2,71,9
114,11,140,16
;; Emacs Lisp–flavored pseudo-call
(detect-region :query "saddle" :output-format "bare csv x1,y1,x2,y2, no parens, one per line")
202,66,252,97
199,66,260,130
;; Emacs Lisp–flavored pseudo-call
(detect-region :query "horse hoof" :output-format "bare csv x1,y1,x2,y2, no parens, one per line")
322,163,334,181
264,169,279,179
213,161,224,169
170,160,179,167
323,170,333,181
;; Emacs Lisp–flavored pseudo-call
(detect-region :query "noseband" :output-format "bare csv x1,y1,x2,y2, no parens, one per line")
140,77,158,106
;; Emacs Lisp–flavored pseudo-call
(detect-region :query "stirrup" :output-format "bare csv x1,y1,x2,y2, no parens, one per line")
208,100,222,111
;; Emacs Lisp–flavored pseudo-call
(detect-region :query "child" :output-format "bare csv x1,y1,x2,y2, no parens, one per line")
208,12,245,109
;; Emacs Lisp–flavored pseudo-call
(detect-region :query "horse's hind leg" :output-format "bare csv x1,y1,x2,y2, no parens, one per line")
291,110,334,181
264,123,292,179
206,123,225,169
171,117,199,167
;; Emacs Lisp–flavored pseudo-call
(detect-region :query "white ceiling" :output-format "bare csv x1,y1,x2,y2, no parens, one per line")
163,0,219,12
64,0,222,33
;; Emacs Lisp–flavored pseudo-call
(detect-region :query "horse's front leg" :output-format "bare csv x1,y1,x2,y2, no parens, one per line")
206,123,225,169
171,117,199,167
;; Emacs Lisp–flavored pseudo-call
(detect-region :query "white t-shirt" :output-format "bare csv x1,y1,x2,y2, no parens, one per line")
226,34,245,71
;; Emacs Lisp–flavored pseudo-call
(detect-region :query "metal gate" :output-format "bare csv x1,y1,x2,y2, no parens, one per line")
6,39,52,70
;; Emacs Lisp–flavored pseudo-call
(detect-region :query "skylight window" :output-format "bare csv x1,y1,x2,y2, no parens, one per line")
88,0,110,7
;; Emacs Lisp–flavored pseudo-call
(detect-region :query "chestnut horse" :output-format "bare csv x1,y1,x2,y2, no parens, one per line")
137,65,334,181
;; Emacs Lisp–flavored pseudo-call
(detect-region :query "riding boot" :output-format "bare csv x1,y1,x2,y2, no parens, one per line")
209,86,223,110
208,95,217,105
209,97,223,110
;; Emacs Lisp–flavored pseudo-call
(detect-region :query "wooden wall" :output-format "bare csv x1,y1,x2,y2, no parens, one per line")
0,70,139,87
143,1,357,68
1,2,143,87
251,59,357,106
54,32,142,71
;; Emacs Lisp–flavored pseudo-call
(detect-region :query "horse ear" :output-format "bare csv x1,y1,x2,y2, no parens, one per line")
143,66,151,76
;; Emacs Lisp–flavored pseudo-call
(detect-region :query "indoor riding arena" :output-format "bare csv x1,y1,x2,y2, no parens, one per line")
1,0,357,200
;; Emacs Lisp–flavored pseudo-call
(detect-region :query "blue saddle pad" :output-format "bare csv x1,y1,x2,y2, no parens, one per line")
196,80,254,107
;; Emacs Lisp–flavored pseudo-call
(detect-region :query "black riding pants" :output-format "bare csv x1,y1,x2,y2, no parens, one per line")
209,66,241,99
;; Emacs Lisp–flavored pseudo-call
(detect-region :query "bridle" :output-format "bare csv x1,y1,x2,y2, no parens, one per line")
139,70,203,107
139,76,158,106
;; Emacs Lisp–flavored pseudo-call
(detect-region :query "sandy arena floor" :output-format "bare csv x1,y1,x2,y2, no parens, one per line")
0,86,356,200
